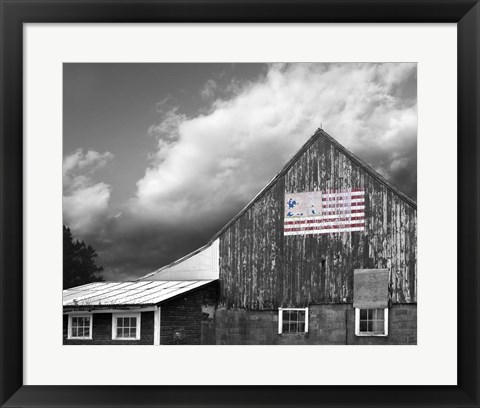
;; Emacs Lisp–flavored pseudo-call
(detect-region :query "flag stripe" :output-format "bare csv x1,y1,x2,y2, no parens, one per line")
322,192,365,200
322,201,364,209
322,188,364,194
284,226,365,236
321,206,365,214
285,215,365,225
284,222,365,233
285,211,365,222
284,222,365,230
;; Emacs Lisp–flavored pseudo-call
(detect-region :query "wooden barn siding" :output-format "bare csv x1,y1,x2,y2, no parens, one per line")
219,137,416,309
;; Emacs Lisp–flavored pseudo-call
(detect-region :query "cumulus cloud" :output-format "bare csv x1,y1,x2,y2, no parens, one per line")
133,63,417,234
63,149,114,234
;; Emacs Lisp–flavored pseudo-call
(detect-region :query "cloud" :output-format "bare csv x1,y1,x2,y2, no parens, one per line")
133,63,417,234
63,149,114,234
200,79,218,100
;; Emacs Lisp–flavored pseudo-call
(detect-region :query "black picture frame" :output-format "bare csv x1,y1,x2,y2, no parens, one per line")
1,1,479,407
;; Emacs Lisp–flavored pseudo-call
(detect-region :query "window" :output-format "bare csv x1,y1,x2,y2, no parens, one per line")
68,314,92,340
112,313,141,340
353,268,389,337
278,308,309,334
355,308,388,336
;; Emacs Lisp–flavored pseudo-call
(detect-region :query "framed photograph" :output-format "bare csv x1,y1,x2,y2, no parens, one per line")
1,1,479,407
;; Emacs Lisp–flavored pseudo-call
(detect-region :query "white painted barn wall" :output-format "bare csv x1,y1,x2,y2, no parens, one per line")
140,239,219,281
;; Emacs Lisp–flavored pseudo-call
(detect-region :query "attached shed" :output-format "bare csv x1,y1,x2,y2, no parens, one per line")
63,280,218,345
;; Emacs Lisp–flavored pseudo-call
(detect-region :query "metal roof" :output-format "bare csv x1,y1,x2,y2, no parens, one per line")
63,280,216,307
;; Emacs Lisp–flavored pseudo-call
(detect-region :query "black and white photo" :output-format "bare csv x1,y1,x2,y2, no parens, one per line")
63,63,417,345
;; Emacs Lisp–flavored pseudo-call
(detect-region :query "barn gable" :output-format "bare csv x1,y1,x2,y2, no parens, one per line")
216,128,417,309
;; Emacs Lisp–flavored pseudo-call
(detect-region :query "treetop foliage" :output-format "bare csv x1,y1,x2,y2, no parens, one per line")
63,225,104,289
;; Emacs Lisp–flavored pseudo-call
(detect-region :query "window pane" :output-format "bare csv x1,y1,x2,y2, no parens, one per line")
72,317,79,328
367,321,373,332
71,327,78,337
376,309,384,319
360,320,367,332
130,318,137,328
360,309,367,319
117,327,123,338
84,327,90,337
281,309,307,333
373,320,384,334
117,317,124,328
84,317,90,326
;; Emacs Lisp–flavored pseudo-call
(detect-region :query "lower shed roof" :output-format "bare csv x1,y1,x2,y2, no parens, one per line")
63,280,216,307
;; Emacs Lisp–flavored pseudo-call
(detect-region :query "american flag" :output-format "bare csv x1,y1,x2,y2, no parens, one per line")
284,188,365,236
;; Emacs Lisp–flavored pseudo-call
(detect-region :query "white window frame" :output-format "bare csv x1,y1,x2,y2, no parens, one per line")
112,313,141,340
355,308,389,337
68,314,93,340
278,307,309,334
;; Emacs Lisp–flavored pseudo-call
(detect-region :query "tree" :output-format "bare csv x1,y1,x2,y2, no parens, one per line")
63,225,104,289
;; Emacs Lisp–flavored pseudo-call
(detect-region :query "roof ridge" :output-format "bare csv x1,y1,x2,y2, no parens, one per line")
316,130,417,209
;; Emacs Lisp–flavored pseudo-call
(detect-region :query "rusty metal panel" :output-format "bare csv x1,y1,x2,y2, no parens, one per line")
217,130,417,309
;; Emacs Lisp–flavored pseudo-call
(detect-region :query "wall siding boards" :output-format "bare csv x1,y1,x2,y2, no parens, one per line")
218,133,416,309
160,284,218,345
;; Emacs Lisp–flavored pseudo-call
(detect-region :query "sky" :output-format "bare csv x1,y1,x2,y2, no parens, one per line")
63,63,417,281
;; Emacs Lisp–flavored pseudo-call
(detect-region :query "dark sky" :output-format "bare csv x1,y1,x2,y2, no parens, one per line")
63,63,417,281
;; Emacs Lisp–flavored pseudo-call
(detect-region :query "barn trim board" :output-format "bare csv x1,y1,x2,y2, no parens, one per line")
63,128,417,345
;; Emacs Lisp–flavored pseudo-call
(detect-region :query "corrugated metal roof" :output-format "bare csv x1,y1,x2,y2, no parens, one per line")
63,280,216,307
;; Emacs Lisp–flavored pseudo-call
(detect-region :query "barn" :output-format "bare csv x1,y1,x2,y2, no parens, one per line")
63,128,417,345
